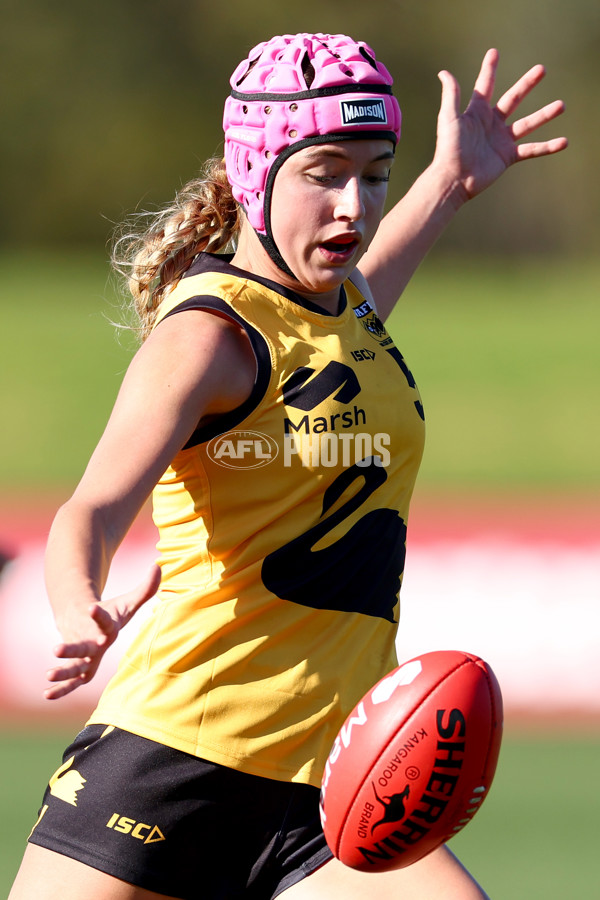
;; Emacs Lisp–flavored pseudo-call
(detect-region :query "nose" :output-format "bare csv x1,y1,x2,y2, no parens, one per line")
334,177,366,222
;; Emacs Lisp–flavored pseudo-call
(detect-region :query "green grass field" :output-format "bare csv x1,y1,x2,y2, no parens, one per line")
449,730,600,898
1,726,598,898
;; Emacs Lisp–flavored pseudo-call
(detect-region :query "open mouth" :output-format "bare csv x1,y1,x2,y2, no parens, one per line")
320,235,360,258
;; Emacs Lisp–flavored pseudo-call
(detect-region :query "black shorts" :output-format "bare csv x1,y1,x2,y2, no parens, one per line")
28,724,333,899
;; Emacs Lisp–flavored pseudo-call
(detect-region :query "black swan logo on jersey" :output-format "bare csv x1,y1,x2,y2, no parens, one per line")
261,459,406,622
282,361,361,410
371,783,410,834
282,349,423,424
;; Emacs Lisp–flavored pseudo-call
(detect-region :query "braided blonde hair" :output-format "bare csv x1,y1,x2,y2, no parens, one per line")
113,156,240,341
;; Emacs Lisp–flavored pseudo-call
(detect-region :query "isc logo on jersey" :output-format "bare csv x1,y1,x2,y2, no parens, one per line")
208,431,279,469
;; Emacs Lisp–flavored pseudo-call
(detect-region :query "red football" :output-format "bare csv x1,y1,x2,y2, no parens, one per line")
320,650,503,871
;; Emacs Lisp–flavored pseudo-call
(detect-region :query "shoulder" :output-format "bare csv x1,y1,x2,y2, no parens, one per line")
349,269,378,312
138,304,257,418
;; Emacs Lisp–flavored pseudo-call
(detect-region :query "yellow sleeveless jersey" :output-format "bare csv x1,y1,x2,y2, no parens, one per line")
88,253,425,788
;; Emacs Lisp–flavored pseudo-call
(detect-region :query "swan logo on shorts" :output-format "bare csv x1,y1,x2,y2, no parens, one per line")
48,756,87,806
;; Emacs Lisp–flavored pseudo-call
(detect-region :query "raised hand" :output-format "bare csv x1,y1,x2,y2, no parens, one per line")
435,48,568,203
45,564,161,699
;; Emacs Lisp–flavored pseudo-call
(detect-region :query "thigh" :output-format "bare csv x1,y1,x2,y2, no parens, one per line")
280,845,491,900
9,843,181,900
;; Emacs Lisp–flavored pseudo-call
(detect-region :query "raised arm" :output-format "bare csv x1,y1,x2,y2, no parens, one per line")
44,310,256,698
359,48,568,320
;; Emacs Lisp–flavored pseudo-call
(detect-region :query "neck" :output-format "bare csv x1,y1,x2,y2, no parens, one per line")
231,227,343,315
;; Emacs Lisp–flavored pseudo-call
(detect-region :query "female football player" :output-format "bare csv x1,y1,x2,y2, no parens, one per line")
10,33,566,900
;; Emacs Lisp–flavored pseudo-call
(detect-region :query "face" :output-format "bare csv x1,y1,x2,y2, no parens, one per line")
239,139,394,310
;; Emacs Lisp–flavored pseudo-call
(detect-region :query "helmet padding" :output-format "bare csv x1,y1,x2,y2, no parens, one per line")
223,33,401,258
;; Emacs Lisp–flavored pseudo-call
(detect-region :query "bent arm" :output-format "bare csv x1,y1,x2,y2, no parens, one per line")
358,162,465,320
44,309,256,697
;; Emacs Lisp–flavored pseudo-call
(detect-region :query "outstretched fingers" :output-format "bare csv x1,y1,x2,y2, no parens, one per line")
46,662,91,692
515,136,569,161
510,96,567,159
486,55,567,161
43,570,161,702
495,63,547,119
511,98,566,139
472,48,500,104
437,68,462,122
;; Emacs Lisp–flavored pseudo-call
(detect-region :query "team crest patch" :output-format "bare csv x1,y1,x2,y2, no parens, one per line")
339,97,387,127
360,312,394,348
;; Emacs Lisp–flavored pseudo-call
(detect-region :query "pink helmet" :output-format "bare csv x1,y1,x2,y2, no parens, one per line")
223,33,401,269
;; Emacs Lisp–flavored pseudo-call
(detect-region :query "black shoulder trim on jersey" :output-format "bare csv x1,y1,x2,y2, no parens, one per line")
183,252,347,317
160,295,272,447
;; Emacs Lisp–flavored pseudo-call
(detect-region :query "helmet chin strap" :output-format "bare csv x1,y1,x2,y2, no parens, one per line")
238,204,299,282
257,231,298,282
255,140,314,285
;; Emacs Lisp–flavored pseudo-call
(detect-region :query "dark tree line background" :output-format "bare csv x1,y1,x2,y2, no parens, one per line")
2,0,597,258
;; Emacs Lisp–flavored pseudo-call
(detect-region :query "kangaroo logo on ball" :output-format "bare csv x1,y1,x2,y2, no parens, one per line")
371,782,410,834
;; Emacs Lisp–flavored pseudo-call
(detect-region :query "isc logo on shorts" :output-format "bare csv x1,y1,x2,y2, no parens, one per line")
106,813,166,843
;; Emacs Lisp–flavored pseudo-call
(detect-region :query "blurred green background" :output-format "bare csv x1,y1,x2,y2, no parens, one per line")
2,0,597,255
1,1,599,897
0,251,598,499
1,0,598,500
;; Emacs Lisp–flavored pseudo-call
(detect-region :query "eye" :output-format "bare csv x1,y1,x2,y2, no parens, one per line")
305,169,338,185
364,170,391,186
